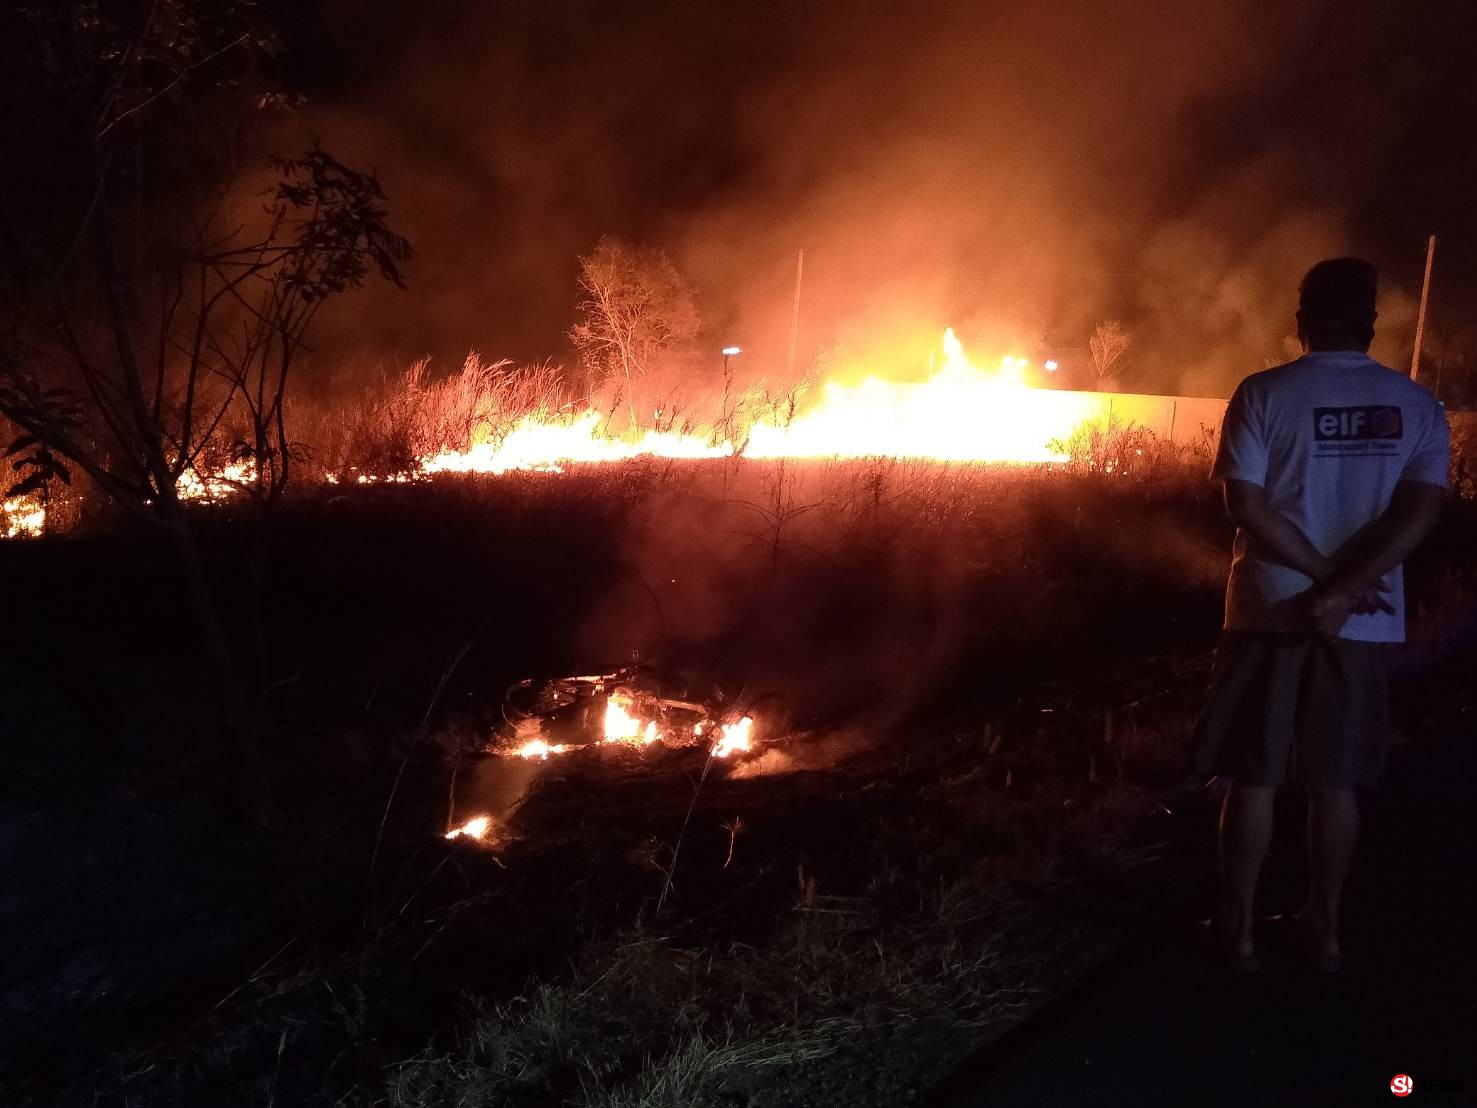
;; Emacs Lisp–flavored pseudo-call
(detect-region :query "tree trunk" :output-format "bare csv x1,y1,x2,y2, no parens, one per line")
163,501,277,829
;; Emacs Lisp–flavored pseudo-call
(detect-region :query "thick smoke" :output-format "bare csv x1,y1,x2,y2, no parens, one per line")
299,0,1473,394
276,0,1475,748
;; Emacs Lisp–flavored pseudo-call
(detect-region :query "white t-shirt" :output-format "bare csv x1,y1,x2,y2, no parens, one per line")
1212,351,1449,642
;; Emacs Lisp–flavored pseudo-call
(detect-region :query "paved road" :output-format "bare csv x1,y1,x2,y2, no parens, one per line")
930,724,1477,1108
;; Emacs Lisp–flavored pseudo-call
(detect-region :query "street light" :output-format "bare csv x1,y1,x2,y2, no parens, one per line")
720,347,743,441
721,345,742,393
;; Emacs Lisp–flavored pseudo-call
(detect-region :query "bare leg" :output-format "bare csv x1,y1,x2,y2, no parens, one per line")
1299,787,1358,959
1218,782,1276,956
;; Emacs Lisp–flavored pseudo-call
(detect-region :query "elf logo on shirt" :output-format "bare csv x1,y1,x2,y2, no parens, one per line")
1313,405,1403,441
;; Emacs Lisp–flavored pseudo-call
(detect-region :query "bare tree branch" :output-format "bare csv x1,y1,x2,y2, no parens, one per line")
97,32,253,140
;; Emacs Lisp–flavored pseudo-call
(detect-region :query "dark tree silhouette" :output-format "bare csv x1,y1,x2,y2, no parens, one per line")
0,2,411,826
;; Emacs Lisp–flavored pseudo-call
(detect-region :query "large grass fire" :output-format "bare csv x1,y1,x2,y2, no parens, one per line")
421,329,1094,476
1,328,1225,539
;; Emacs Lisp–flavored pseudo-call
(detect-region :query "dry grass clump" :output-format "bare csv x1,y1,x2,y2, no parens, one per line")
1449,411,1477,500
384,880,1024,1108
297,354,571,475
1048,415,1215,483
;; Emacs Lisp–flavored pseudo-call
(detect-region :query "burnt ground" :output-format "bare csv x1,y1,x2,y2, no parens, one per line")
1,464,1475,1107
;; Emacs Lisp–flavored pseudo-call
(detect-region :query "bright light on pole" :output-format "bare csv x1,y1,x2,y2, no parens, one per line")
719,346,743,443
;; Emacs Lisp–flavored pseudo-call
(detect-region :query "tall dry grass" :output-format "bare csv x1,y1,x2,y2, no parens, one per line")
293,354,572,475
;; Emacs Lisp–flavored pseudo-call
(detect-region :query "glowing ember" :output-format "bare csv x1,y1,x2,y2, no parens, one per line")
512,736,573,760
711,716,754,759
2,495,46,539
4,457,256,539
177,460,256,501
444,814,493,840
603,691,659,747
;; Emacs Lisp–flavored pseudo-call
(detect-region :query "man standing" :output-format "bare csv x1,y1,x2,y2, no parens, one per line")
1195,258,1449,971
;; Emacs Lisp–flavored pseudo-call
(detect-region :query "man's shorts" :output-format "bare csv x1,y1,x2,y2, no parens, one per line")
1192,631,1390,789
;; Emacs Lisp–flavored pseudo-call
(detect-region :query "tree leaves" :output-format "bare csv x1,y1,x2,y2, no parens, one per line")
268,145,415,300
570,236,700,389
5,442,71,498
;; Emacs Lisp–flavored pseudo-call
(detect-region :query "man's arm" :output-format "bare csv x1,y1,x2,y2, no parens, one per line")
1303,480,1445,636
1221,478,1394,622
1322,479,1446,595
1221,478,1336,581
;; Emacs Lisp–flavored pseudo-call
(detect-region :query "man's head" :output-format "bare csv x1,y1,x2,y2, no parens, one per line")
1297,257,1378,352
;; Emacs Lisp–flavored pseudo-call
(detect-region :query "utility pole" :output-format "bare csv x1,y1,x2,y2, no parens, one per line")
1410,234,1436,380
786,248,805,379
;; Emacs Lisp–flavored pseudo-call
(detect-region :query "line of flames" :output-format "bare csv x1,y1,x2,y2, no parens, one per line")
419,329,1089,477
2,328,1101,538
3,460,258,539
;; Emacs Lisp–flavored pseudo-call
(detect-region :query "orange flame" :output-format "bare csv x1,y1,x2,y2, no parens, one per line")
2,495,46,539
711,716,754,759
511,736,573,760
603,690,659,747
422,412,730,477
177,460,256,501
413,330,1100,476
444,814,493,840
743,329,1087,463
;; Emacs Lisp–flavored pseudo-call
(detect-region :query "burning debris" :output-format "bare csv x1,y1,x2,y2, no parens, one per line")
509,735,575,761
175,460,258,502
2,494,45,539
498,668,762,764
710,716,754,759
603,690,660,748
444,673,765,858
444,814,494,841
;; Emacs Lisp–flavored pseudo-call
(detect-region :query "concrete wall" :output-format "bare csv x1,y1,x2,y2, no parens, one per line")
1072,394,1475,491
1063,390,1228,444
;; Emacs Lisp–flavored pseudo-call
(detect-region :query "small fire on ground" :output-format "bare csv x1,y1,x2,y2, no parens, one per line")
447,691,757,851
508,689,755,762
444,814,494,841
